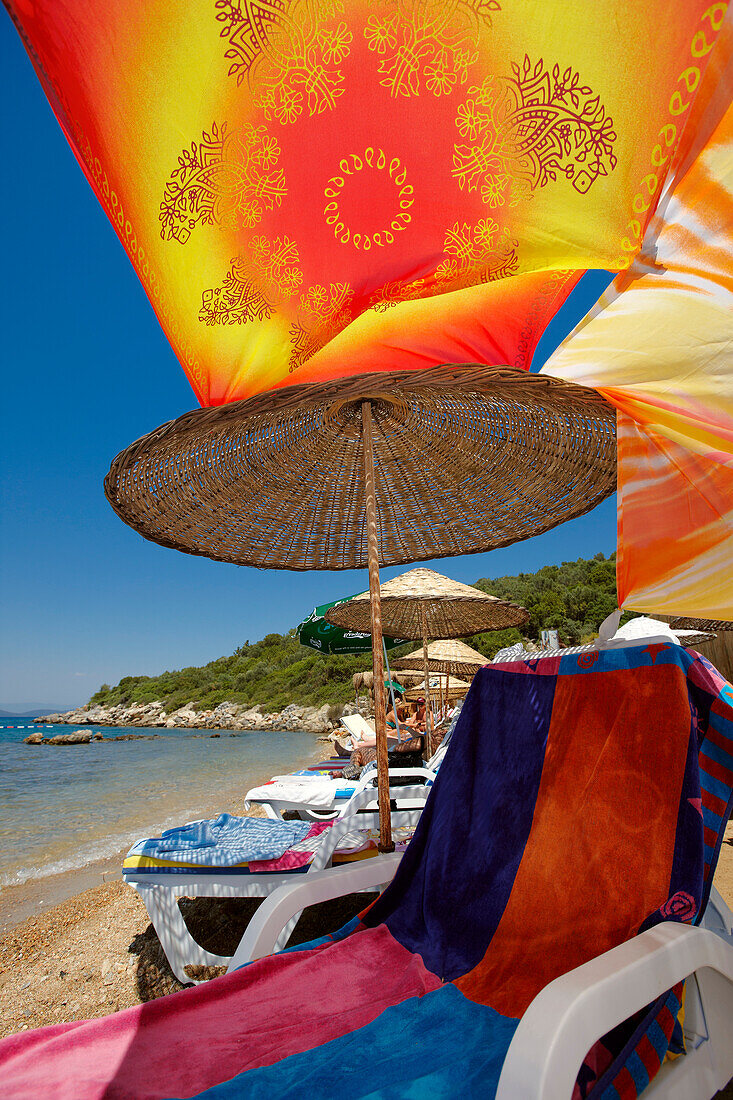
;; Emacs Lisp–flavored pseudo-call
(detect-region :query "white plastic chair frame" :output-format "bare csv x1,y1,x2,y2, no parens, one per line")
244,764,436,820
230,871,733,1100
124,783,429,985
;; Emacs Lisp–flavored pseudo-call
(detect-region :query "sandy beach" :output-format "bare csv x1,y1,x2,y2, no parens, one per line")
0,818,731,1043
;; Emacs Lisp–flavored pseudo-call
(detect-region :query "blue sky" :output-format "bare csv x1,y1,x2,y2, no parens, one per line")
0,11,616,711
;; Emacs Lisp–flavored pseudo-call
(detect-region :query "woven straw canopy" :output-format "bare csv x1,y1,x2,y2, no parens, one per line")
325,568,528,639
673,629,716,646
394,639,489,678
356,669,425,689
405,676,471,701
669,617,731,632
104,365,616,571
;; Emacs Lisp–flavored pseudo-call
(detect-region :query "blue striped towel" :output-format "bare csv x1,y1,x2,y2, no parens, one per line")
131,813,311,866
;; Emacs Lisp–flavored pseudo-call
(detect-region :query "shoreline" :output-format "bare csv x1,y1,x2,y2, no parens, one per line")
0,733,328,932
0,850,127,934
0,734,344,1038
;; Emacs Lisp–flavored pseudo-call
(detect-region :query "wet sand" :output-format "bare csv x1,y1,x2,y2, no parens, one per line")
0,851,126,934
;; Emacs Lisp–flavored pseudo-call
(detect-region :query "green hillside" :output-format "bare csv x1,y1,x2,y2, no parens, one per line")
89,551,620,712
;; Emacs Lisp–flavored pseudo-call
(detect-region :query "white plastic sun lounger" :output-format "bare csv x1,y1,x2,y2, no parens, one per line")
123,782,429,984
227,860,733,1100
244,762,436,821
247,707,461,821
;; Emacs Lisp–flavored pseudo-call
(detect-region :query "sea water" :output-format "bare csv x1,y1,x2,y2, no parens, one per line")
0,718,323,889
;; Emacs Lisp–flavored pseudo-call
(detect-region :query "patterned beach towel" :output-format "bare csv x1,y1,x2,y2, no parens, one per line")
1,645,731,1099
129,813,311,867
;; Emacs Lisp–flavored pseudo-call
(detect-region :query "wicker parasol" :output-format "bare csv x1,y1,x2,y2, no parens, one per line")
325,569,528,637
325,568,529,753
404,675,471,702
104,366,615,571
105,364,616,850
668,617,731,632
357,670,426,688
394,639,490,679
395,638,489,716
664,628,716,646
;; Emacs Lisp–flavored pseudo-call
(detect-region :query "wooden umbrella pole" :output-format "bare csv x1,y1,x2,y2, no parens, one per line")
361,401,393,853
420,605,434,758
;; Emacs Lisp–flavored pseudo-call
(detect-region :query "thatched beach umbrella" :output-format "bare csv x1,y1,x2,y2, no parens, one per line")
325,569,528,638
357,670,425,691
106,367,613,848
395,638,490,718
325,567,529,754
404,676,471,703
669,617,731,634
395,639,489,680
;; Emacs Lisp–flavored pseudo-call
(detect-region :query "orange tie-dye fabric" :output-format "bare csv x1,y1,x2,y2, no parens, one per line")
543,10,733,619
6,1,725,406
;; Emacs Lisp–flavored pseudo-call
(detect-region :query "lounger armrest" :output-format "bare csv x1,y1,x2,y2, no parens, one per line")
703,885,733,941
495,923,733,1100
228,853,403,968
355,767,435,790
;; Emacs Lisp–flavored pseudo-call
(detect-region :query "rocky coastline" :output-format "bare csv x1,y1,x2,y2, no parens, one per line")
31,697,372,739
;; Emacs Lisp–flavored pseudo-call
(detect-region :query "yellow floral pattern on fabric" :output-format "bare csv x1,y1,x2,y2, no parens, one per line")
453,57,617,205
160,8,618,364
160,122,286,242
437,217,518,283
369,217,518,310
199,234,301,325
200,256,273,325
323,147,414,248
364,0,500,98
200,237,354,362
289,282,354,369
214,0,351,120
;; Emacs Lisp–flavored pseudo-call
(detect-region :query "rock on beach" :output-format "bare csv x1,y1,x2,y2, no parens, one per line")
24,731,159,746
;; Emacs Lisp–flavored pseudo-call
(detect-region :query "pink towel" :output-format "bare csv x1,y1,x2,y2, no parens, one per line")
0,925,440,1099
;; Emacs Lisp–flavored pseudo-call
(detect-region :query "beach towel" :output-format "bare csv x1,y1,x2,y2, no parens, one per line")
245,777,356,809
2,645,731,1100
129,814,310,867
123,819,416,876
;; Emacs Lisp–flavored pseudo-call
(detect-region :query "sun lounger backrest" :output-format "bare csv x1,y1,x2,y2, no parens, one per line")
363,644,733,1019
312,785,431,870
340,714,376,741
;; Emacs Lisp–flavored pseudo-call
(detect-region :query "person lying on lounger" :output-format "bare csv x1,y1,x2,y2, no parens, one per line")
386,703,417,738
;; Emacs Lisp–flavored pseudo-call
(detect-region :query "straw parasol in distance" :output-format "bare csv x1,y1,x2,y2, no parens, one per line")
404,676,471,702
668,617,731,634
105,364,616,850
324,567,529,753
394,639,489,678
395,638,490,717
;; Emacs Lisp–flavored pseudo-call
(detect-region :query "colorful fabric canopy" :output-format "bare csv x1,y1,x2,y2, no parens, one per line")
8,0,726,405
543,18,733,618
